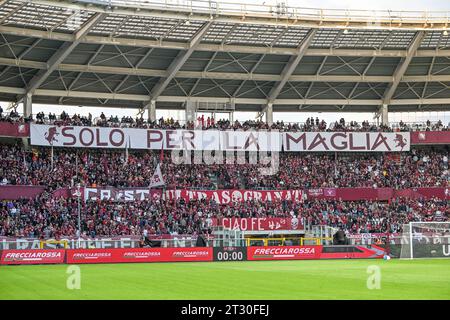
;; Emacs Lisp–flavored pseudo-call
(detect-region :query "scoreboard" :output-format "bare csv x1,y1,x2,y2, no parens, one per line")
213,247,247,262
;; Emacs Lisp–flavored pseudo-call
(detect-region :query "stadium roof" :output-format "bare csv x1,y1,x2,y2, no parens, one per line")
0,0,449,114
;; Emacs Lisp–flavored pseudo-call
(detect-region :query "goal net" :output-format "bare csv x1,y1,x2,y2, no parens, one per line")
400,222,450,259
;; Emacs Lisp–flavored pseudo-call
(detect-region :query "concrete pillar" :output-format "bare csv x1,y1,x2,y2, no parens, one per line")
147,100,156,122
380,104,389,125
265,102,273,126
23,93,32,118
229,100,235,123
185,100,196,123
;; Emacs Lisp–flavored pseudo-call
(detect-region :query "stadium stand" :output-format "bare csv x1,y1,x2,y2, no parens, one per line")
0,145,448,189
0,0,448,246
0,122,448,239
1,194,447,238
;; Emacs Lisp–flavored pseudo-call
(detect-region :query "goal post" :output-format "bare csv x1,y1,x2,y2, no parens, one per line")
39,240,69,249
400,222,450,259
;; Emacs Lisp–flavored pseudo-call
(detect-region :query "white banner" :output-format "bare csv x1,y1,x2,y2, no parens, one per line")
220,130,281,151
283,132,410,152
149,163,165,187
30,125,221,150
30,125,410,152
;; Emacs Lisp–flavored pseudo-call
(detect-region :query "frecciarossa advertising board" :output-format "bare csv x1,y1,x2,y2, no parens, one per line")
0,249,65,265
247,246,322,260
30,124,410,152
0,246,385,265
65,247,213,264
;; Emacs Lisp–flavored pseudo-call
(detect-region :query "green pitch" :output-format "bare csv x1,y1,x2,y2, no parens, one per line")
0,259,449,300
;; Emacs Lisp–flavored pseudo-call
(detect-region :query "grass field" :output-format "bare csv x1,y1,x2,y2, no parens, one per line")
0,259,449,299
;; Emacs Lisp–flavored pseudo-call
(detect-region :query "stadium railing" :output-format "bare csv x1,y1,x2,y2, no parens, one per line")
78,0,450,25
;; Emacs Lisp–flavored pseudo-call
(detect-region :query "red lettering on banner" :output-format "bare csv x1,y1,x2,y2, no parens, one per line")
224,132,240,150
147,130,163,148
166,130,178,149
181,131,195,149
349,133,365,150
371,133,391,151
330,133,347,150
61,128,125,147
244,133,260,150
31,125,411,152
308,133,329,151
96,129,107,146
110,129,125,147
79,128,94,146
285,133,306,151
62,127,76,146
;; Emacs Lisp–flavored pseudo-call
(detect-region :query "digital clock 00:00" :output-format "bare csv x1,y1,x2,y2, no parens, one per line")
213,247,247,261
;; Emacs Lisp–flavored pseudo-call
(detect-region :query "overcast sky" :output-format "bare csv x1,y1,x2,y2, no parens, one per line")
4,0,450,125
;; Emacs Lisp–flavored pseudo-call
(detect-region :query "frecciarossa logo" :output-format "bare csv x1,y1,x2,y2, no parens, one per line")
123,251,161,258
72,252,112,259
4,251,62,261
172,250,210,257
252,247,316,256
247,246,321,260
1,249,66,265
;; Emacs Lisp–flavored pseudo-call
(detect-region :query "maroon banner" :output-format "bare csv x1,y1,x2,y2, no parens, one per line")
213,217,303,231
0,122,29,137
163,189,304,204
393,187,450,200
0,185,46,200
411,131,450,145
306,187,393,201
0,249,65,265
1,186,447,202
247,246,322,260
52,187,73,199
66,247,213,264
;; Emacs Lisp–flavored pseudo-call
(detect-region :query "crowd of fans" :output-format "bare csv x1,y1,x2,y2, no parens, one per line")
1,107,449,132
0,194,447,238
1,145,448,190
1,106,448,239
